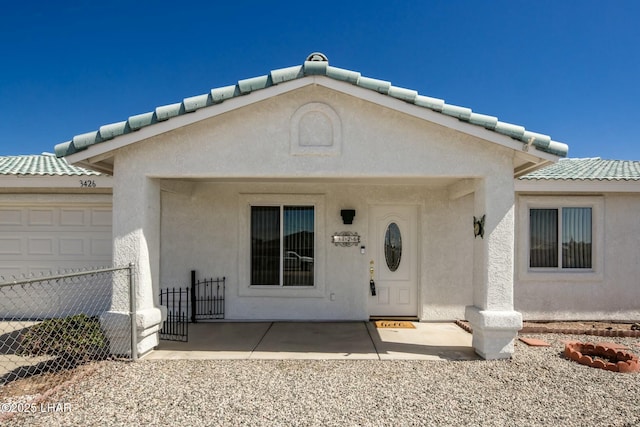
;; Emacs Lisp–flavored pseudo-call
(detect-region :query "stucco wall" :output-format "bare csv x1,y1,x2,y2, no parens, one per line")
110,82,516,322
118,84,512,180
159,182,474,321
515,193,640,321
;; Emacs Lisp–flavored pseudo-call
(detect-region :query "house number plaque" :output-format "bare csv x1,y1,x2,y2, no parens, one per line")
332,232,360,247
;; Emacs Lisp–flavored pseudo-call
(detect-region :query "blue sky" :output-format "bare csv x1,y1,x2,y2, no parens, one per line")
1,1,639,160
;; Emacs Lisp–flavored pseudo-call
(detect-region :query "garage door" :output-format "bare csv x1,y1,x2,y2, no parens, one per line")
0,205,112,279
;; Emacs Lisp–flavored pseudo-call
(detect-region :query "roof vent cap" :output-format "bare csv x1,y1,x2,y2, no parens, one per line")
306,52,328,63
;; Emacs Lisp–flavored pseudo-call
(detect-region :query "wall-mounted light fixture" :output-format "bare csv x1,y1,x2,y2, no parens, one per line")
341,209,356,225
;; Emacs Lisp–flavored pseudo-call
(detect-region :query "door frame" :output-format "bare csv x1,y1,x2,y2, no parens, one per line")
367,203,421,318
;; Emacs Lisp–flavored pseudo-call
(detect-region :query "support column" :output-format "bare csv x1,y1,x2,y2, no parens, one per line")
101,167,164,357
466,174,522,359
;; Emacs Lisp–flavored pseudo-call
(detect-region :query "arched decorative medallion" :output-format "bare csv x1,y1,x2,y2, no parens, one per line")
384,222,402,272
290,102,342,156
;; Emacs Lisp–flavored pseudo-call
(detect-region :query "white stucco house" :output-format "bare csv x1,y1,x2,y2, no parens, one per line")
4,154,637,326
515,158,640,321
5,53,638,359
51,52,571,360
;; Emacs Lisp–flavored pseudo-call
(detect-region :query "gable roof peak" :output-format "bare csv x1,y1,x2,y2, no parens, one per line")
306,52,328,62
55,54,568,160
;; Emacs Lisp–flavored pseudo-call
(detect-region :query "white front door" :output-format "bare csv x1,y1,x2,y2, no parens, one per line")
368,205,418,317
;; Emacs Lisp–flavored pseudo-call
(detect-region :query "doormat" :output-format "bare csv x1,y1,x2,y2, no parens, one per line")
374,320,416,329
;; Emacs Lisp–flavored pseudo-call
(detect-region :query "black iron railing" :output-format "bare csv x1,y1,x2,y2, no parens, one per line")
159,271,225,341
191,271,225,322
159,287,189,342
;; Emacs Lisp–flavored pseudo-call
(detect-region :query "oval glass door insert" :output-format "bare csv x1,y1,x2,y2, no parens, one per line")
384,222,402,271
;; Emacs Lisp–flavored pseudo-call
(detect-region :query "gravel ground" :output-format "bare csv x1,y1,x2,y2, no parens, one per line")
2,334,639,427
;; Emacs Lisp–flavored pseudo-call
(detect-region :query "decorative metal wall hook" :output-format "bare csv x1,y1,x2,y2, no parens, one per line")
474,214,485,239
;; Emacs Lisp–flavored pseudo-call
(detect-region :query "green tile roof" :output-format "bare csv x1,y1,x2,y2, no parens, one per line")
0,154,103,176
55,52,568,158
519,158,640,181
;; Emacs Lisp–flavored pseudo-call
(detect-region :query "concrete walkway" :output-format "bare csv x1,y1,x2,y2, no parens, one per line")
143,321,479,361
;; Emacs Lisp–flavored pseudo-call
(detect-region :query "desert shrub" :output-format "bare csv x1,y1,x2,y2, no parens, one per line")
18,314,109,361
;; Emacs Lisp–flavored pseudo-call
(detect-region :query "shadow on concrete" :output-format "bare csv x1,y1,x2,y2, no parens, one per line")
146,321,479,361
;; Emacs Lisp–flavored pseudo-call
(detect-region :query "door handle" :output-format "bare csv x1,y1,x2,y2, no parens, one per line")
369,260,376,296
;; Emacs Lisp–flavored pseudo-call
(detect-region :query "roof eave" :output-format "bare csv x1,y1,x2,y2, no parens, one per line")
64,76,563,174
316,77,564,164
64,77,317,173
0,174,112,189
515,179,640,193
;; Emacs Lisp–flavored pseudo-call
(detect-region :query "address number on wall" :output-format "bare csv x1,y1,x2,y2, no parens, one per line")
331,232,361,246
79,180,97,188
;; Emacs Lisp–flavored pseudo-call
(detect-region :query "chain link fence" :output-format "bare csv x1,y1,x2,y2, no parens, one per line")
0,265,134,386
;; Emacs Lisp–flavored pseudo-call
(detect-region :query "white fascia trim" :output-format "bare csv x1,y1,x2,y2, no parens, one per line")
66,75,561,166
64,78,316,165
515,179,640,193
0,175,113,189
314,78,561,163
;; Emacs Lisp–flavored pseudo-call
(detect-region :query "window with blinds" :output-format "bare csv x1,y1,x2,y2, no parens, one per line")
529,207,592,269
251,205,314,286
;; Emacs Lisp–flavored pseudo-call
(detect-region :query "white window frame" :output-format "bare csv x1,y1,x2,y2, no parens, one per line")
517,196,604,282
250,204,315,287
238,193,325,297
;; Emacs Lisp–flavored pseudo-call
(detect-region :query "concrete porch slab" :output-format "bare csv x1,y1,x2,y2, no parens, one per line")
368,322,479,361
143,321,478,361
250,322,378,360
143,322,270,360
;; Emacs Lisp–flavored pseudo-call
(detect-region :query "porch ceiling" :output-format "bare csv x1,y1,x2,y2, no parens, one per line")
157,176,462,188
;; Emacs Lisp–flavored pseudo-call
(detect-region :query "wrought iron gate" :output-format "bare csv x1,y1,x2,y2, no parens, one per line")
190,270,226,322
159,270,225,342
159,287,189,342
